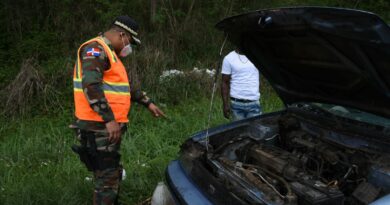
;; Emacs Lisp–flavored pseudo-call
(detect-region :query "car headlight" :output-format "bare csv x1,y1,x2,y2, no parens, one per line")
151,182,176,205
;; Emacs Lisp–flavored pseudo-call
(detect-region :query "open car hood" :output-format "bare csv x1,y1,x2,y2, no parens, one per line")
216,7,390,118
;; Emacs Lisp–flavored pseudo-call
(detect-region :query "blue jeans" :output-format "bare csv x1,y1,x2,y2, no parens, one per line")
231,100,261,121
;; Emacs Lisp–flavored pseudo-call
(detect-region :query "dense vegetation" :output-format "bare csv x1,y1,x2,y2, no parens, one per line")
0,0,389,204
0,0,388,116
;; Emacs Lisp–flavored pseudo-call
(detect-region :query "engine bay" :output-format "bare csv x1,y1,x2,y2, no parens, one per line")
206,115,390,205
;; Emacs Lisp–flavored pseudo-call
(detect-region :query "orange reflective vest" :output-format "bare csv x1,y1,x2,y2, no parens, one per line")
73,37,131,122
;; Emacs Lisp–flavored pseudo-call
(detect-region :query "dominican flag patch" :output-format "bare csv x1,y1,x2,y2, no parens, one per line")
86,48,101,57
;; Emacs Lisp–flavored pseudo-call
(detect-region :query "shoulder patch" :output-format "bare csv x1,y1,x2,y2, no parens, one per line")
86,47,101,57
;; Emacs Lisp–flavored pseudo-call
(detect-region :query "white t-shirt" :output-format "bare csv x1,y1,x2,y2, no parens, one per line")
221,51,260,101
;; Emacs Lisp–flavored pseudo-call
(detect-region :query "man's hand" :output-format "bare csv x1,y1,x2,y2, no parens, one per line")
223,104,231,119
148,103,166,118
106,120,121,143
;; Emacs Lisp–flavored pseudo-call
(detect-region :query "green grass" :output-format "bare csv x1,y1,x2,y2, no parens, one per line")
0,95,283,205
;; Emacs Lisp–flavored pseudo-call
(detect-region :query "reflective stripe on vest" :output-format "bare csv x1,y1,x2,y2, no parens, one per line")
73,37,131,122
73,79,130,95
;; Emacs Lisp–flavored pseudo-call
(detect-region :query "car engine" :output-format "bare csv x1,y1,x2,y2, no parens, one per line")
209,115,389,205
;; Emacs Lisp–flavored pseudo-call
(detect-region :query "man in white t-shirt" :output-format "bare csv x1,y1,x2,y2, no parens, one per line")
221,49,261,121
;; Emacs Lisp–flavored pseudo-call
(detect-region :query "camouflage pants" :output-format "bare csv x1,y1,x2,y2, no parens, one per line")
75,129,124,205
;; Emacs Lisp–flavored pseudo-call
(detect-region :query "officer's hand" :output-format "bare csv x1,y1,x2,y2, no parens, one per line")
223,104,231,119
106,120,121,143
148,103,166,118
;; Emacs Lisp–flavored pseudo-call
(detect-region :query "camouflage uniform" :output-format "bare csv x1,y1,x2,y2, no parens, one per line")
72,35,150,205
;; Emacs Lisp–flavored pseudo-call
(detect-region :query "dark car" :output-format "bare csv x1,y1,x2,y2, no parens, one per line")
155,7,390,205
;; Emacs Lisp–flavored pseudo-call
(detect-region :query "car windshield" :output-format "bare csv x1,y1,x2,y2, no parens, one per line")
310,103,390,127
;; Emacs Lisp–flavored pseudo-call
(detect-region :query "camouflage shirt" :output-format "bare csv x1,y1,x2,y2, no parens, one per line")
73,35,150,131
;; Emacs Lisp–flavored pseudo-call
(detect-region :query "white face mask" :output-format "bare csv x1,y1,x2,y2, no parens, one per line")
120,44,132,57
119,35,133,57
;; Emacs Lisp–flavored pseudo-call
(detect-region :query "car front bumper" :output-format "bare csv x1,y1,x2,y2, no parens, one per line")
165,160,213,205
